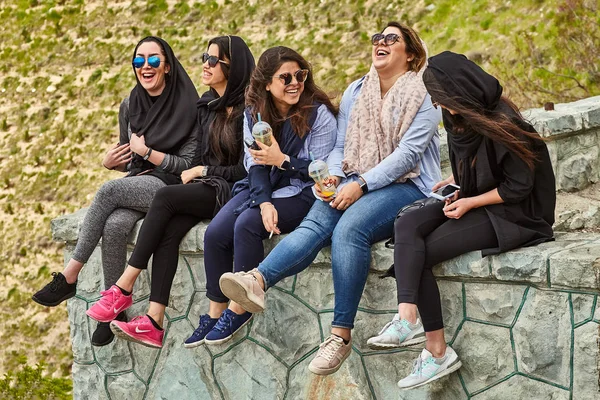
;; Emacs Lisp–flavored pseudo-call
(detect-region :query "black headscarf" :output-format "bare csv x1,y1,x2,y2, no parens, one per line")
197,36,255,110
128,36,199,157
425,51,504,196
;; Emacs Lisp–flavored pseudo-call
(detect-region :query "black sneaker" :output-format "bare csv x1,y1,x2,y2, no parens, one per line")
32,272,77,307
92,311,126,347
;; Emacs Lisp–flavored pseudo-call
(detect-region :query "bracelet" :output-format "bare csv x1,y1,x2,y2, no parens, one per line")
143,147,153,161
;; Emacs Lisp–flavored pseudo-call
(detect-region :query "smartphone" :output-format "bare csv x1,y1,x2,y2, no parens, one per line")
429,183,460,200
244,137,260,150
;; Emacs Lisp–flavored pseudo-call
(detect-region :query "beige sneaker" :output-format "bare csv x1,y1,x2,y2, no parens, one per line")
219,270,265,313
308,335,352,375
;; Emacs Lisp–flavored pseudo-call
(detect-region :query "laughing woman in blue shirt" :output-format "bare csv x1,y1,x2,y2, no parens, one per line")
220,22,441,375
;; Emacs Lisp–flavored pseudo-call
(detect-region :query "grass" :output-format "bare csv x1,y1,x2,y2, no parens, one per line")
0,0,598,390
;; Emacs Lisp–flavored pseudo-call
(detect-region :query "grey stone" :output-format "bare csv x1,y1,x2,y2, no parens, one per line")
67,297,94,363
185,254,206,291
584,205,600,229
147,318,217,400
555,130,598,159
286,349,372,399
465,283,526,326
106,372,146,400
319,312,334,339
452,321,513,393
363,350,467,400
553,210,577,231
51,208,87,242
439,280,464,341
360,272,400,311
294,267,335,310
74,246,104,300
93,329,132,374
572,293,596,325
274,275,295,291
370,242,394,273
351,311,398,353
569,215,585,230
549,242,600,290
513,288,571,386
163,254,196,318
526,107,584,137
573,322,600,399
131,262,150,303
72,362,109,400
250,288,321,365
473,374,569,399
434,251,490,278
489,244,550,284
186,291,210,330
556,150,599,192
214,340,287,400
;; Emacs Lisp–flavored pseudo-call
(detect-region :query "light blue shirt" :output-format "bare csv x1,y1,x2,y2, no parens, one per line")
243,104,338,198
327,77,442,196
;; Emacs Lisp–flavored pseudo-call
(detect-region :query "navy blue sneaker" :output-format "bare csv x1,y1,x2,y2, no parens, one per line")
184,314,219,348
204,309,253,345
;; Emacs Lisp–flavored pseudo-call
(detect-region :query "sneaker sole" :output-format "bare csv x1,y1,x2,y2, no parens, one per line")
204,315,254,346
308,346,352,376
32,291,76,307
110,323,162,349
398,360,463,390
219,277,265,314
367,335,427,350
183,339,205,349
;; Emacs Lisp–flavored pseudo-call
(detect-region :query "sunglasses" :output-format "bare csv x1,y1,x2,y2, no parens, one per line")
371,33,402,46
275,69,309,86
132,55,162,69
202,53,230,68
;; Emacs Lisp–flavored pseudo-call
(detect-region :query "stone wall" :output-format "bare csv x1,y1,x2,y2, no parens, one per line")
55,97,600,399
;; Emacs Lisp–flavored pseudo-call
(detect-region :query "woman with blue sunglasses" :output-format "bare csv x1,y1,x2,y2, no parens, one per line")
32,36,199,346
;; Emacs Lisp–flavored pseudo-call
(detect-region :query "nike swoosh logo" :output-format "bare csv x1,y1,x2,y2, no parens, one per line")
135,327,151,333
114,305,126,314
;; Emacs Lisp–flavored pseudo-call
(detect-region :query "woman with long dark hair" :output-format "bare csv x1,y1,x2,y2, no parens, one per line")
32,36,199,342
83,36,255,348
368,51,555,389
184,46,338,347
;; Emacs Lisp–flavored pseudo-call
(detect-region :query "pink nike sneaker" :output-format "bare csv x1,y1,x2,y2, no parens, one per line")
86,285,133,323
110,315,164,348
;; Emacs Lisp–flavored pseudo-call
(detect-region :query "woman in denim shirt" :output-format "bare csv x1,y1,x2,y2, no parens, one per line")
220,22,441,375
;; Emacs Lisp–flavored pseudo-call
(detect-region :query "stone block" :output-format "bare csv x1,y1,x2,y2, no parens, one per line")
250,289,321,365
67,297,94,364
473,374,569,399
549,242,600,290
370,242,394,273
348,311,397,353
452,322,513,393
294,267,335,310
51,207,87,242
439,280,464,341
286,350,372,399
162,254,196,319
556,149,599,192
186,292,210,331
573,322,600,399
214,340,287,400
72,362,109,400
465,283,526,326
275,275,295,291
555,130,598,159
513,288,571,387
434,251,490,278
106,373,146,400
185,254,206,291
489,244,550,284
131,262,150,303
572,293,596,325
74,246,104,300
93,331,132,374
360,272,400,311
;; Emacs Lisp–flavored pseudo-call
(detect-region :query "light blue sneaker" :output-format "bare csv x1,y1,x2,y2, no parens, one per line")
367,314,426,349
204,309,253,345
397,347,462,389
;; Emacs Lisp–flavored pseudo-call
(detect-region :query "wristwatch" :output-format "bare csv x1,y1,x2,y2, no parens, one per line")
201,166,209,177
142,147,153,161
358,176,369,194
278,154,291,170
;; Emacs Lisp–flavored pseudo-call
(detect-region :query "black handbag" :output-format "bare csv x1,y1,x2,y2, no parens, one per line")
380,197,441,279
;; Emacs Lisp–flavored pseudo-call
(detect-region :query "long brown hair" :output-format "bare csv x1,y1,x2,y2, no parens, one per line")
423,68,542,169
207,36,242,165
245,46,337,138
384,22,427,72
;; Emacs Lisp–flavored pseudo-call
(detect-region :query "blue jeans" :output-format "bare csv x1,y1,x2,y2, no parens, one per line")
257,181,424,329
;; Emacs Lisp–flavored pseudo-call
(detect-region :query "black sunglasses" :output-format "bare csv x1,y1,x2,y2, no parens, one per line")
371,33,402,46
274,69,309,86
202,52,230,68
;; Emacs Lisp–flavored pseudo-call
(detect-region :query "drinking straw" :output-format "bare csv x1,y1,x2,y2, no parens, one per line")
310,151,315,162
257,113,262,122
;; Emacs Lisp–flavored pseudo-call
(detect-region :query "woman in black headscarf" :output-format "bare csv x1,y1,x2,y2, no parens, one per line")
367,51,555,389
33,37,198,329
85,36,256,349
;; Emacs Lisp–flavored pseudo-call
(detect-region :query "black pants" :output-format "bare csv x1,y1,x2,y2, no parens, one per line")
128,183,217,306
203,189,312,303
393,202,498,332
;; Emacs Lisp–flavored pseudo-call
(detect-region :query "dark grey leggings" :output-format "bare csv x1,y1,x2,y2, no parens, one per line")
71,175,166,289
393,201,498,332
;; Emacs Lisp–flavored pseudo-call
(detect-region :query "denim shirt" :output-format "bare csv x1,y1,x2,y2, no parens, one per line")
327,77,442,196
242,104,338,198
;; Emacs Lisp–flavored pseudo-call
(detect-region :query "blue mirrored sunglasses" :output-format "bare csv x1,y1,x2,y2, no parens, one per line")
132,55,162,69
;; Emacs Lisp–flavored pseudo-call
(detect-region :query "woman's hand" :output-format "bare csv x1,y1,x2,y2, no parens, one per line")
249,136,285,167
103,143,132,170
315,176,341,202
260,202,281,235
130,134,148,156
330,181,363,210
443,196,474,219
432,174,456,192
181,166,204,184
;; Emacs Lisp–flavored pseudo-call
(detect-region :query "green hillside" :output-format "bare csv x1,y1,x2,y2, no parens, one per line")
0,0,598,393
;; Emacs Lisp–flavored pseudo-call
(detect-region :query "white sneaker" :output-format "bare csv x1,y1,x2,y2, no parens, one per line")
367,314,426,349
397,347,462,389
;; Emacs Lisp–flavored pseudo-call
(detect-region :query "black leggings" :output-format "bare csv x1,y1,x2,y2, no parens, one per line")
128,183,217,306
393,202,498,332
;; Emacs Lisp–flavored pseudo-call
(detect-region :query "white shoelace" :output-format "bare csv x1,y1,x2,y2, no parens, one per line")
318,336,343,361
